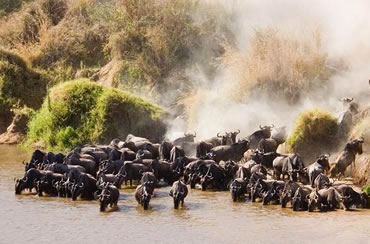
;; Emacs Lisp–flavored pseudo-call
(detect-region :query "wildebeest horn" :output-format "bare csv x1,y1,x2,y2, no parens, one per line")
184,132,189,137
79,182,84,188
217,133,221,137
24,176,28,182
259,125,263,129
271,124,275,128
236,129,240,134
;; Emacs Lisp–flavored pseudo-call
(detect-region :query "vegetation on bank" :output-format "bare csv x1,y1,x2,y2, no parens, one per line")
25,79,166,151
287,109,338,162
0,49,48,133
0,0,229,93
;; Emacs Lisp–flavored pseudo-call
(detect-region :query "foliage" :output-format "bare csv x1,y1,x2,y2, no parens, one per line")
287,109,338,162
363,185,370,196
25,79,166,151
0,49,49,109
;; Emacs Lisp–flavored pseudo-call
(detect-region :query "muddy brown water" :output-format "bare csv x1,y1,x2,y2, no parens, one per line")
1,145,370,244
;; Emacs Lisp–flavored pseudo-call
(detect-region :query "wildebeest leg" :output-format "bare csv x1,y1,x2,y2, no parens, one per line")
181,199,184,205
125,180,127,186
130,179,132,186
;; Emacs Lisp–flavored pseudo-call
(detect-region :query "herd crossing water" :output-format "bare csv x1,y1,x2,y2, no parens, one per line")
2,145,370,243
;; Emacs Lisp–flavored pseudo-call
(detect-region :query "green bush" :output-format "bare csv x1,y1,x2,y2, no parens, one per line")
363,185,370,196
25,79,166,151
287,108,338,162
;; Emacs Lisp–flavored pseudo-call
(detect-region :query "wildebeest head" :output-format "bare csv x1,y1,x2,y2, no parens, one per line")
317,154,330,171
183,132,196,142
35,179,48,197
230,178,246,202
15,178,26,194
71,181,85,201
54,180,67,197
217,133,228,145
350,138,364,155
224,160,238,177
228,130,240,144
98,183,111,211
259,125,274,137
291,187,309,211
200,171,214,191
308,189,321,212
141,185,152,210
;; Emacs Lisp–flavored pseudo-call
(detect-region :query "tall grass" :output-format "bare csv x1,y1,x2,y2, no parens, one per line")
220,28,331,103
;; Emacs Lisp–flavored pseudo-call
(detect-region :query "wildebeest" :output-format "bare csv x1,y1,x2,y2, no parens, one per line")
169,180,188,209
15,168,48,194
271,126,287,145
280,181,303,208
334,184,369,210
200,163,227,191
97,183,120,212
196,133,231,158
140,172,157,189
273,154,305,181
230,178,247,202
98,159,125,176
308,187,344,212
36,172,64,197
307,154,330,187
227,130,240,144
313,173,331,189
159,140,174,160
170,146,185,163
64,152,98,177
71,173,98,201
262,180,285,205
119,162,152,186
329,138,364,178
136,149,153,159
291,186,311,211
135,183,154,210
173,132,196,147
97,172,125,188
209,140,249,163
257,138,278,153
247,125,274,149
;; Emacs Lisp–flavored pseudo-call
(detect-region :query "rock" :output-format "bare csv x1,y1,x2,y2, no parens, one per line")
0,113,29,144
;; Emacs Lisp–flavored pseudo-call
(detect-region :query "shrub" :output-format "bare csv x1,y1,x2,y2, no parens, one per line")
26,79,166,151
363,185,370,196
287,109,338,162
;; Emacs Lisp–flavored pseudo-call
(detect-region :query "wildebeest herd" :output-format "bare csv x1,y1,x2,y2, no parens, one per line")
14,125,369,212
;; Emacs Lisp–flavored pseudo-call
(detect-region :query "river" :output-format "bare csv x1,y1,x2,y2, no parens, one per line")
1,145,370,244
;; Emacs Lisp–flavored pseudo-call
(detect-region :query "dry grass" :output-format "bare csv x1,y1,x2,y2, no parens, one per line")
219,28,331,103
